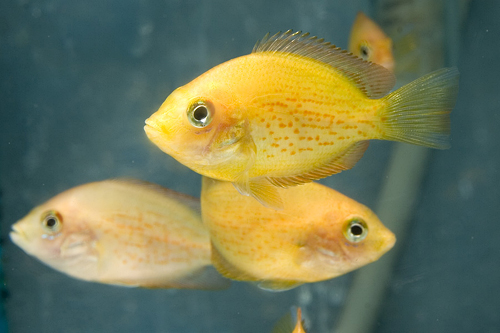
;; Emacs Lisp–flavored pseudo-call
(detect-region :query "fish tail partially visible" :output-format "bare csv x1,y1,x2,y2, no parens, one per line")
379,67,459,149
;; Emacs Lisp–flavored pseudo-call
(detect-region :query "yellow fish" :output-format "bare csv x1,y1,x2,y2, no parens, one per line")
272,308,307,333
201,177,395,291
348,12,395,71
10,179,230,290
145,30,459,208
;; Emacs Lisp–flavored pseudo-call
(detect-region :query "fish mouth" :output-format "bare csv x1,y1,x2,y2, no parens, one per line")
9,224,26,246
144,117,161,135
144,119,164,146
380,230,396,254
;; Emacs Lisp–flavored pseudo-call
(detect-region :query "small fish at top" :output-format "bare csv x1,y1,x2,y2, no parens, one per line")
272,307,307,333
10,179,230,290
348,12,395,71
145,30,459,209
201,177,395,291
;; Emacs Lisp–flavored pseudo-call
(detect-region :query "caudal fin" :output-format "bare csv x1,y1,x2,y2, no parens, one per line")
380,67,459,149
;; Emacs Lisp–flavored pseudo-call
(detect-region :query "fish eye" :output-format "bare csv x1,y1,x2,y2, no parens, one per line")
359,44,371,61
187,100,213,128
343,218,368,243
41,210,63,234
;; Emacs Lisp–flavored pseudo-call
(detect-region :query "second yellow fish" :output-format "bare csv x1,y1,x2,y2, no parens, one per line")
145,30,459,208
201,178,395,291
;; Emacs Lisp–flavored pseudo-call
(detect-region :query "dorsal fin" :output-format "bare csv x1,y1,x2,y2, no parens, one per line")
252,30,396,99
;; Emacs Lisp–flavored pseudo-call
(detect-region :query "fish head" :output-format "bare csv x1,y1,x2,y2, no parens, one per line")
304,197,395,276
145,83,250,175
348,12,395,71
10,192,99,279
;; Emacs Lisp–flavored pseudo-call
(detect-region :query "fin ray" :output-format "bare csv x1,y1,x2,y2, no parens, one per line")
253,30,396,98
211,242,260,282
257,279,304,291
234,177,284,210
380,67,459,149
267,141,369,187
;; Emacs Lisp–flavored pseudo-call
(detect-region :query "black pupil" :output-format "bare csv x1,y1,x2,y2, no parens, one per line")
46,217,57,228
350,224,364,236
193,105,208,121
361,46,369,58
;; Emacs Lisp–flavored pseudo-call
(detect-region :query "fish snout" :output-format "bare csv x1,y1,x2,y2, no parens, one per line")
379,228,396,254
9,224,27,246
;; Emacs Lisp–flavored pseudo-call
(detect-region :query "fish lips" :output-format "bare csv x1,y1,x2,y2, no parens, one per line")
9,224,26,247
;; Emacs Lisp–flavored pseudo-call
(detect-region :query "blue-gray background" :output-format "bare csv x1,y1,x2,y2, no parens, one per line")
0,0,498,332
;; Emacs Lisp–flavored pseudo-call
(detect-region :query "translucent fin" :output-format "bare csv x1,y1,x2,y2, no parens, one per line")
168,266,231,290
267,141,369,187
253,30,396,98
233,177,284,210
380,67,459,149
210,242,260,282
257,279,304,292
138,266,231,290
272,308,305,333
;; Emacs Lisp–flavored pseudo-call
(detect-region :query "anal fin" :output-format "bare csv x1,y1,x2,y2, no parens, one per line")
257,279,304,292
268,140,370,187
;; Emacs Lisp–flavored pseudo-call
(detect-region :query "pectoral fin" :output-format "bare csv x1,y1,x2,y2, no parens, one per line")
233,177,284,210
211,242,260,282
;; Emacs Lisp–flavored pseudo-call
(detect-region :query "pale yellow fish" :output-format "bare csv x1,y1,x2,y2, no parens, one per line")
10,179,230,290
272,308,307,333
145,30,459,209
201,177,395,291
348,12,395,71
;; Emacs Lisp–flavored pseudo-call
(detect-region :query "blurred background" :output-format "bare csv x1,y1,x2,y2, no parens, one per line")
1,0,499,332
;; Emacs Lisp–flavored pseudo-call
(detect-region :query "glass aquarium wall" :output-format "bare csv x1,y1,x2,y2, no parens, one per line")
0,0,498,332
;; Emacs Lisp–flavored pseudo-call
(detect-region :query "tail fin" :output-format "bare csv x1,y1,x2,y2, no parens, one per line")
380,67,459,149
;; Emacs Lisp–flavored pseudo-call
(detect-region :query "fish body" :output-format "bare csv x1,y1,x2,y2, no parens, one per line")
145,31,459,208
201,177,395,290
272,308,306,333
349,12,395,71
10,179,229,290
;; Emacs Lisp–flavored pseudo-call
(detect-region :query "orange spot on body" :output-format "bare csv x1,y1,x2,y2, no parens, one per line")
279,123,286,128
290,151,296,155
294,128,300,134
